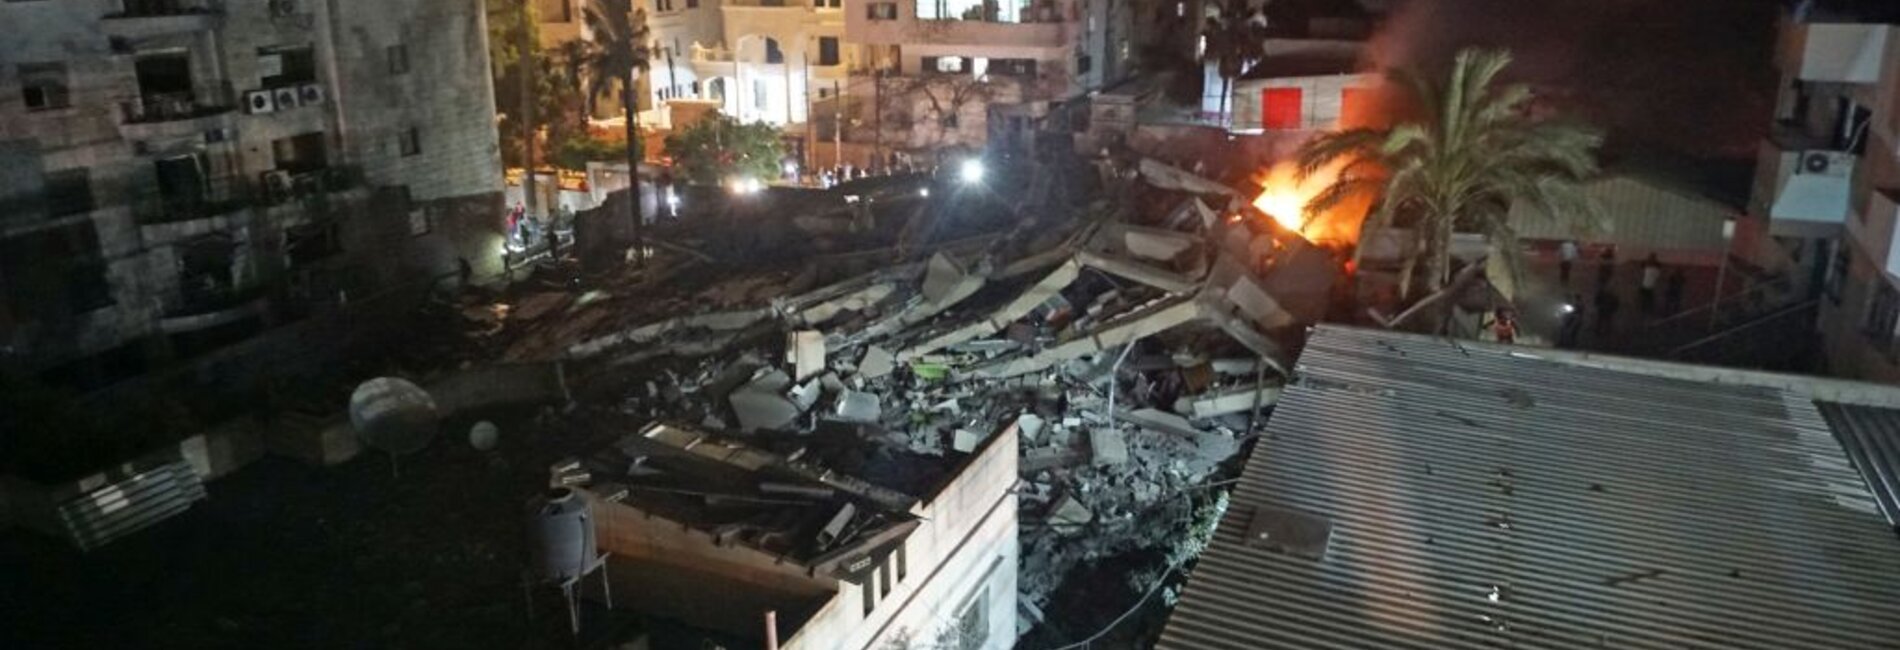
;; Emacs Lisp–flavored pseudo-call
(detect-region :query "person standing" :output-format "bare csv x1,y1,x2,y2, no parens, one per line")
1491,307,1519,344
1639,253,1663,315
1558,295,1585,348
1597,245,1617,289
1594,289,1621,337
1664,269,1687,316
1559,240,1579,285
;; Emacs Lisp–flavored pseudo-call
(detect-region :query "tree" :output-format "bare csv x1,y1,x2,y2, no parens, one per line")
1297,48,1601,315
1200,0,1266,123
581,0,652,265
663,113,785,186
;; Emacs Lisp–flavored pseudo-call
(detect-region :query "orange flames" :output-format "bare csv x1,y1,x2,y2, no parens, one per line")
1250,158,1373,248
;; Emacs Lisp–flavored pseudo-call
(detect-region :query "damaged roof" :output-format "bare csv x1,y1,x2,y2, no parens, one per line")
1158,325,1900,650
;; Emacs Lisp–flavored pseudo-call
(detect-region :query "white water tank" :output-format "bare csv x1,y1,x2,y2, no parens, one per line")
527,487,597,582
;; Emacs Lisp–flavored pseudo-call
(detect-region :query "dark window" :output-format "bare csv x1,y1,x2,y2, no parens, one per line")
259,46,317,88
1828,246,1849,305
0,221,112,321
764,38,784,64
818,37,840,66
991,58,1036,76
1075,53,1092,75
20,63,71,111
813,0,840,7
135,54,193,98
399,126,421,156
387,44,409,75
686,0,697,7
690,80,700,94
285,220,342,267
867,2,896,19
955,586,988,650
44,168,93,217
272,132,329,173
1865,282,1900,354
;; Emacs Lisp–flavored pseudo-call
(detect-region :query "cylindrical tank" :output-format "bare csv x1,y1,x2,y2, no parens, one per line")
527,487,597,582
348,377,439,456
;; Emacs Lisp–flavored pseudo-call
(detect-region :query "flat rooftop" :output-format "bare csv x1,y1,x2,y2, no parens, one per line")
1159,325,1900,649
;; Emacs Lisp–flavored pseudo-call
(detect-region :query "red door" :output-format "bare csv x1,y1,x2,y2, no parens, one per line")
1263,87,1303,130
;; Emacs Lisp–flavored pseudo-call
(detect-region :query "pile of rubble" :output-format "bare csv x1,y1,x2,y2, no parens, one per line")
504,159,1338,630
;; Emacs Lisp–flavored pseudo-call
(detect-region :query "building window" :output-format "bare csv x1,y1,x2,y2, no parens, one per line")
954,586,988,650
925,56,965,74
686,0,697,7
272,132,329,173
753,80,766,110
867,2,896,19
387,44,409,75
1263,87,1304,130
813,0,839,7
818,37,840,66
1827,245,1849,305
764,38,784,64
259,45,318,88
691,80,700,95
399,126,421,156
1075,54,1092,75
0,221,112,316
44,168,94,217
20,63,71,111
1865,282,1900,354
918,0,1005,21
991,58,1036,77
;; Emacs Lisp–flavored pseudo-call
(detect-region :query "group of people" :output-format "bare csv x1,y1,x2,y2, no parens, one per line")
1551,241,1688,349
806,151,925,188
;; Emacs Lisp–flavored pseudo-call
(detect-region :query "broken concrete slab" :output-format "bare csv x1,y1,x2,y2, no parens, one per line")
787,330,826,381
858,346,896,379
1138,158,1238,198
1018,414,1047,443
922,252,975,304
1119,408,1202,439
953,428,987,453
1120,225,1200,262
729,389,800,432
834,390,882,423
901,261,1080,361
1188,385,1284,420
1023,446,1087,472
1049,494,1094,527
1074,249,1202,294
1090,428,1129,466
746,367,794,394
818,372,846,395
789,379,823,412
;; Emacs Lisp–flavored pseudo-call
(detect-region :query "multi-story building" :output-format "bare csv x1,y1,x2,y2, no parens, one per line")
0,0,502,389
1747,15,1900,381
843,0,1133,152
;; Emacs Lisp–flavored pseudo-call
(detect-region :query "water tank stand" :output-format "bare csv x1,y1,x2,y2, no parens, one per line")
523,553,612,638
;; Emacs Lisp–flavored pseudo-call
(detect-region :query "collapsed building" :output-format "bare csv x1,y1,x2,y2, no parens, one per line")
494,158,1338,646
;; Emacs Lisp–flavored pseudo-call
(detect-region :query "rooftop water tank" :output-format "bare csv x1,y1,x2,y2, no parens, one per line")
348,377,439,457
528,487,598,583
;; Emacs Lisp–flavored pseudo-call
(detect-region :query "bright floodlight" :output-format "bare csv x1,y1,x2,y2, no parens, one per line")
959,159,985,184
918,187,930,198
1559,303,1576,315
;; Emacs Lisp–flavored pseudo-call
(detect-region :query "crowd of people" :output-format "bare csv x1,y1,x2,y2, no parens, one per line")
1551,242,1688,349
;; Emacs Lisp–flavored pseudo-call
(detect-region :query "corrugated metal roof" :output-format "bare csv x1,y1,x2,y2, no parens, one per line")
1158,325,1900,650
1508,174,1734,251
1817,402,1900,531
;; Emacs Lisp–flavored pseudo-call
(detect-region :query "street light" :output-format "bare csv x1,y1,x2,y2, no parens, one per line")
959,158,985,184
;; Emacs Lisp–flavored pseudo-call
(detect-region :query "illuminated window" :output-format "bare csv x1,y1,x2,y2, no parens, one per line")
866,2,896,19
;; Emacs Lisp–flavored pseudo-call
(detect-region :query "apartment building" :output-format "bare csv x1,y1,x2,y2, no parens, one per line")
844,0,1132,151
1746,16,1900,382
0,0,502,388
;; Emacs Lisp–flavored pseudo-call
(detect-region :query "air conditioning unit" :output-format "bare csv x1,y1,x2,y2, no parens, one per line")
1801,151,1854,176
261,170,294,203
273,87,300,110
245,90,275,114
298,83,325,107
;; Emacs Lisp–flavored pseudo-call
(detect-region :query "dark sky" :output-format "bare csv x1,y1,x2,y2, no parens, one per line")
1366,0,1783,160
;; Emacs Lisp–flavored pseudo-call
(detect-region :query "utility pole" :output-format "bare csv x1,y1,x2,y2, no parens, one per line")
873,68,883,172
804,48,814,175
834,79,842,171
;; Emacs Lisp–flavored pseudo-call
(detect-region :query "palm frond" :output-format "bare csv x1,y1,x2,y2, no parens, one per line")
1296,128,1387,179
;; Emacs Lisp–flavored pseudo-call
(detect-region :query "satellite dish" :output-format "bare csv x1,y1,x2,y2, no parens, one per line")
349,377,439,474
469,420,500,451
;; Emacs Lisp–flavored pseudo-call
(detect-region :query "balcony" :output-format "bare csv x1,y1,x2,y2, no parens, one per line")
101,0,224,36
159,284,268,335
1752,131,1857,237
1777,21,1891,84
117,84,237,141
133,178,255,241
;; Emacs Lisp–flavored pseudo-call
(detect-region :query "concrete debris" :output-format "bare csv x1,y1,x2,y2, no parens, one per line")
1188,385,1284,420
1023,446,1087,472
954,428,987,453
1138,158,1239,198
730,388,800,432
834,390,882,423
789,379,823,412
858,345,896,379
1120,408,1201,439
921,252,984,306
1049,495,1094,527
787,330,826,381
1089,429,1129,466
1018,413,1047,443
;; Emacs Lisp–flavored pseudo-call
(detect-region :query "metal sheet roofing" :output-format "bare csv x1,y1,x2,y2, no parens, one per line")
1507,174,1735,251
1158,325,1900,650
1817,402,1900,531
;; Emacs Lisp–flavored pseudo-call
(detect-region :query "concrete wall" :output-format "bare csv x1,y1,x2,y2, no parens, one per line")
1230,73,1373,133
783,423,1020,650
1818,252,1900,383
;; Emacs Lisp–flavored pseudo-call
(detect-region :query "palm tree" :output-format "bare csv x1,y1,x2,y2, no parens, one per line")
1200,0,1265,124
1297,48,1601,317
581,0,652,266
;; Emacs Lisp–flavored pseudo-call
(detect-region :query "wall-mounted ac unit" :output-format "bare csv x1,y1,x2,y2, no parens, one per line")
245,90,275,114
297,83,325,107
1801,151,1854,176
273,87,300,110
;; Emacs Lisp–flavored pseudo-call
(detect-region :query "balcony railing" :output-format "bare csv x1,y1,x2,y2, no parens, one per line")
120,83,236,124
132,176,254,225
258,165,364,206
105,0,222,19
166,283,267,320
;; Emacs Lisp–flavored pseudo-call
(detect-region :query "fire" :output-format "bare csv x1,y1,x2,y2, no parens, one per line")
1250,158,1373,248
